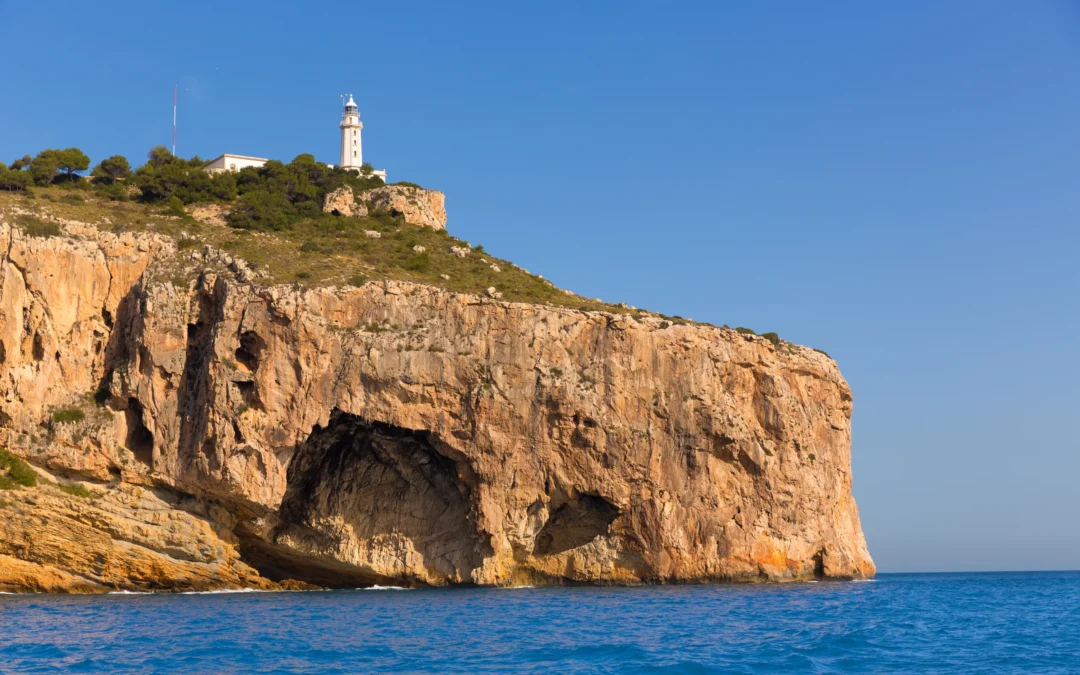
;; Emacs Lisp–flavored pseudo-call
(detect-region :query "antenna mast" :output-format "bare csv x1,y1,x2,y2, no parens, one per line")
172,86,178,155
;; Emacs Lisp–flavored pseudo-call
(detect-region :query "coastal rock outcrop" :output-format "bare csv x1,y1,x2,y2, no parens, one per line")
0,214,873,591
322,184,447,230
322,186,367,218
366,185,447,230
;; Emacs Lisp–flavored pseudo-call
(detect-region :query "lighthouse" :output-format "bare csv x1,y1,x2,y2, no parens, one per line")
339,94,363,171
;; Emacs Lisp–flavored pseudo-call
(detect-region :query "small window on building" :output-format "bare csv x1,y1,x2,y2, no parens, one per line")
230,163,236,171
353,151,357,158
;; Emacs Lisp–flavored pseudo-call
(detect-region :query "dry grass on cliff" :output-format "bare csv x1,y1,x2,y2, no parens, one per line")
1,187,627,314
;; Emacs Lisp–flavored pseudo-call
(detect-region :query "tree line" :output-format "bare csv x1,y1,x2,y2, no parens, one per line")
0,146,388,231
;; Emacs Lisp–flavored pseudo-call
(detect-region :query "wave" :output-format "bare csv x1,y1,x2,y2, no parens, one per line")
362,585,408,591
108,591,153,595
179,588,270,595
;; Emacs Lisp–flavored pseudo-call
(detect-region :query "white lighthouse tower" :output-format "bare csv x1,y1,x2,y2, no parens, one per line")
339,94,363,171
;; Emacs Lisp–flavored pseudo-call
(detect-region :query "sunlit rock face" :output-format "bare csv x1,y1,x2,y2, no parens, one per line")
0,215,873,591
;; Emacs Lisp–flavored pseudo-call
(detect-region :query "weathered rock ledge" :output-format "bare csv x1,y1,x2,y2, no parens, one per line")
0,215,873,592
322,184,447,229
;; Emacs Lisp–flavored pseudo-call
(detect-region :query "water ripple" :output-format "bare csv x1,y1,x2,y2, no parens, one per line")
0,573,1078,673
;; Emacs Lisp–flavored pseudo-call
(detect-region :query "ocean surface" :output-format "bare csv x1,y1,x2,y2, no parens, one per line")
1,572,1078,674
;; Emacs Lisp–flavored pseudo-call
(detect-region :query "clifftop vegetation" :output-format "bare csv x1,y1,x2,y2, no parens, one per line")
0,146,630,314
0,146,796,342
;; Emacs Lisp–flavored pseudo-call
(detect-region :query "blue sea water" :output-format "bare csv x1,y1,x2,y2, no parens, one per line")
1,572,1078,674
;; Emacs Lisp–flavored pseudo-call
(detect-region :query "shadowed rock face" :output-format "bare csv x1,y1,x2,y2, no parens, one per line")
533,494,619,557
256,411,491,587
0,216,874,591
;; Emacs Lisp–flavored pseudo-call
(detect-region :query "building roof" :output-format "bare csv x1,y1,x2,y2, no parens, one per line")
205,154,269,165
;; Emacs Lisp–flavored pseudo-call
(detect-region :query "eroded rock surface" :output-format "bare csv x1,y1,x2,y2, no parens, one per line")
322,186,368,219
0,214,873,591
366,185,447,230
321,184,446,230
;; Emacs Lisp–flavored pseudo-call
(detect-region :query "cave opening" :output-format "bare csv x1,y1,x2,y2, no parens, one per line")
533,493,619,557
235,380,262,410
32,333,44,361
235,330,265,372
237,410,489,588
125,398,154,467
813,549,826,580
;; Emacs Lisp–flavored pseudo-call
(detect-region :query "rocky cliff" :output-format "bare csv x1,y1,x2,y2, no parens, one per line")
322,185,447,229
0,212,873,592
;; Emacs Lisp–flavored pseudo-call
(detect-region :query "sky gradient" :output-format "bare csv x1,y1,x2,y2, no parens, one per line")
2,1,1078,573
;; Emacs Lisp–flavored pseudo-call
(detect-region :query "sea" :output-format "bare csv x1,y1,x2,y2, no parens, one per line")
1,572,1077,674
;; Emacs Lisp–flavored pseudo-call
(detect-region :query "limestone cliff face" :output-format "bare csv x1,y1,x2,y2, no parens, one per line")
0,215,873,591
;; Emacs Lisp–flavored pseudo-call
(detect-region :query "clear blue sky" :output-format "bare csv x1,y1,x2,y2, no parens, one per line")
3,1,1078,574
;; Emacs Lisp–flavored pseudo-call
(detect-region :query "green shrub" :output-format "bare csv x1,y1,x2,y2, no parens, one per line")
404,252,431,272
0,166,33,191
735,327,756,335
808,453,816,464
0,448,37,489
349,274,368,286
58,483,93,498
60,193,84,203
52,408,85,424
227,190,290,231
5,460,35,487
164,195,186,217
96,182,129,201
133,147,227,204
295,271,311,280
761,332,781,347
19,216,61,238
91,155,133,184
813,348,831,358
300,240,336,254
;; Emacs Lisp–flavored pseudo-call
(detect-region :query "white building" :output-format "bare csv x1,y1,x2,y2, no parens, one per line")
202,95,386,180
340,94,363,170
338,94,386,181
204,153,268,174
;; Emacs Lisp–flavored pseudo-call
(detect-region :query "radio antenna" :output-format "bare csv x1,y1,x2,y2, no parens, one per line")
172,85,178,155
